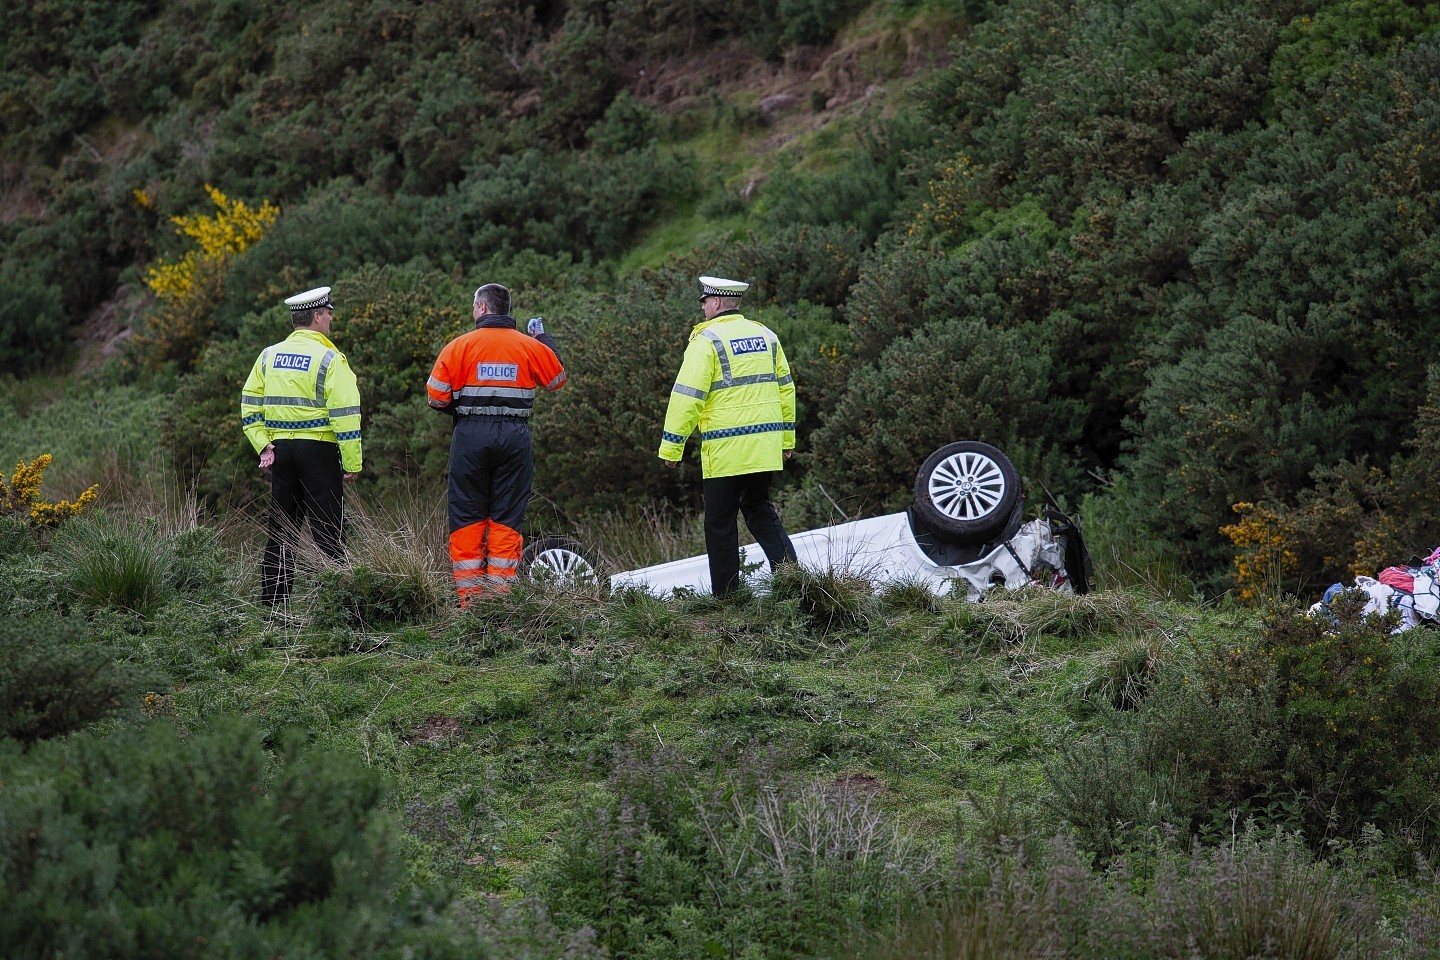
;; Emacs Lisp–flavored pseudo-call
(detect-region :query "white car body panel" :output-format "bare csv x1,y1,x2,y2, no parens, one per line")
610,513,1072,599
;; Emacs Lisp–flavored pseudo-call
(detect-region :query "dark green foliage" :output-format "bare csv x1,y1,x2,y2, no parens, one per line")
775,0,870,46
313,564,443,630
1048,596,1440,858
0,270,68,375
0,614,158,746
1271,0,1440,98
0,718,422,959
535,268,698,512
756,112,931,244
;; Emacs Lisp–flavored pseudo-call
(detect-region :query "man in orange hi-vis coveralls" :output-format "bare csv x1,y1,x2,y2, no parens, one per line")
427,283,566,605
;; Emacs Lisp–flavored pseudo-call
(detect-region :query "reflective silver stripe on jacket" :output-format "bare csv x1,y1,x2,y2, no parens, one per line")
701,328,732,384
458,386,537,400
261,395,327,407
329,406,361,418
710,373,777,392
672,383,707,400
454,406,533,417
545,371,567,390
312,350,337,404
428,376,452,393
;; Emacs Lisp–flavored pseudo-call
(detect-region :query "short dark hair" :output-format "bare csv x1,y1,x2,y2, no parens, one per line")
291,306,323,328
473,283,510,317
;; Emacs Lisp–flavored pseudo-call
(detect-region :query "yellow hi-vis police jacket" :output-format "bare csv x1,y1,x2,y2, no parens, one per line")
658,312,795,478
240,329,363,473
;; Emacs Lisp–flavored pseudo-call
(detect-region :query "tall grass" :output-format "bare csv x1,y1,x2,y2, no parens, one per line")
0,383,171,503
1079,482,1197,599
52,514,178,616
860,831,1384,960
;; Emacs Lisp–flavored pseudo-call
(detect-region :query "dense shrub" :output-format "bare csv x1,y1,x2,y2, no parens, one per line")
0,717,424,958
312,563,445,630
0,271,68,375
1047,594,1440,858
0,614,158,747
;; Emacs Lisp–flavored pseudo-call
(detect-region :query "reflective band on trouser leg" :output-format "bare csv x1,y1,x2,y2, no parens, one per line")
450,520,490,606
485,522,523,594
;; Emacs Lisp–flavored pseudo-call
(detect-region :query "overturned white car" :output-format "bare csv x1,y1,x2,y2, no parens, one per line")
522,441,1092,599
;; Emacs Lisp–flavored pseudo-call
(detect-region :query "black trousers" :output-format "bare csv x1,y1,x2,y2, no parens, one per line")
702,471,796,597
447,417,533,536
261,439,345,606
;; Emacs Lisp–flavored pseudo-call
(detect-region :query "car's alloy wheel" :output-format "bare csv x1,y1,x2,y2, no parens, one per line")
912,441,1021,546
521,536,603,590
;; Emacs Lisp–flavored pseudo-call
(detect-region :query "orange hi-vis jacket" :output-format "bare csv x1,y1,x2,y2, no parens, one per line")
427,325,567,417
427,320,566,605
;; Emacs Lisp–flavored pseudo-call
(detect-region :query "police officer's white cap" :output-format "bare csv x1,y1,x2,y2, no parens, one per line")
284,286,332,311
699,276,749,298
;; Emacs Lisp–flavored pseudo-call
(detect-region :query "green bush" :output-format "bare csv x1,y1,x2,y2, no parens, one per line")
755,113,932,244
0,614,159,747
0,717,426,959
313,563,444,630
0,271,68,375
1048,595,1440,857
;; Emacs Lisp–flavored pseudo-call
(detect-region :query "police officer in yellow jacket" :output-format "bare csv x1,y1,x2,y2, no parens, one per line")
240,285,362,607
659,275,797,596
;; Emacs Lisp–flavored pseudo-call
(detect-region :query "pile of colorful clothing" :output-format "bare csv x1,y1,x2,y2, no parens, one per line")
1308,546,1440,632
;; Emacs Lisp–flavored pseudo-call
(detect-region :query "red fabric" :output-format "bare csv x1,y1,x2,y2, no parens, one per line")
1378,565,1415,594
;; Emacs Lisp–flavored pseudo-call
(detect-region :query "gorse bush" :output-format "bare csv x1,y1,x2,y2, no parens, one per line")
136,184,280,370
0,454,98,530
1048,594,1440,858
0,718,425,959
0,614,159,747
0,270,67,375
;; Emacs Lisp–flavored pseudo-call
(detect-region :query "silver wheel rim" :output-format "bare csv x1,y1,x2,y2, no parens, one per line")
928,451,1007,521
529,546,596,584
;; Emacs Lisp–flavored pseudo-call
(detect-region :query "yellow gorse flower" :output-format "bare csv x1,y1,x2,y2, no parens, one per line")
1221,500,1300,605
1,454,99,528
144,185,279,301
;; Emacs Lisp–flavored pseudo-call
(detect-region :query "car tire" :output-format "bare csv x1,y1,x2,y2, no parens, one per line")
913,441,1021,547
521,537,604,591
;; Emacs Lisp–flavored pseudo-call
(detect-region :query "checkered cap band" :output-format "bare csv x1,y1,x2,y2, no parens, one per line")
284,286,332,312
699,275,748,297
